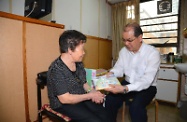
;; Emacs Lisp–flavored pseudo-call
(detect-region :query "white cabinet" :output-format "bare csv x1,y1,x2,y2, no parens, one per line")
156,65,179,104
158,68,178,80
156,80,178,103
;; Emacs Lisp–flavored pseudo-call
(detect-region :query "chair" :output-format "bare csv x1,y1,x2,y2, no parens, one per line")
36,71,72,122
121,98,158,122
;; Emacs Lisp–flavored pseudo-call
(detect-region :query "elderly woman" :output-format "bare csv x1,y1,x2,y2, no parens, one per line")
47,30,107,122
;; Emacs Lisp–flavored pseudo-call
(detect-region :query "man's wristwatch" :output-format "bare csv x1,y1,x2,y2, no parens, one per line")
123,85,128,94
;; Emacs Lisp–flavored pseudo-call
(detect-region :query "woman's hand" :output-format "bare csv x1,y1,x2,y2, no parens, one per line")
88,90,105,104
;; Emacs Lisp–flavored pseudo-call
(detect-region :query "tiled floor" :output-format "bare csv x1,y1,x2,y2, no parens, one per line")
117,102,187,122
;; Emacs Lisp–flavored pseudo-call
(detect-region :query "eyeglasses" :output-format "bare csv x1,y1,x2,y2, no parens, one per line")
122,37,136,42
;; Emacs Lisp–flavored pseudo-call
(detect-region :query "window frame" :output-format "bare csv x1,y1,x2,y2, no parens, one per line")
139,0,181,53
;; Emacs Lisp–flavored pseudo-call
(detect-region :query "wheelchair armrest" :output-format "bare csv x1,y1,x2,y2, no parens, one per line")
39,104,71,122
36,71,48,87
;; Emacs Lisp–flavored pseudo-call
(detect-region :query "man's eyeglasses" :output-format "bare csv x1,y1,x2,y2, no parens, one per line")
122,37,136,42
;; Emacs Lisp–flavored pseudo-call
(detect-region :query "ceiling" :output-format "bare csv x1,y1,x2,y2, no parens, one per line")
107,0,130,4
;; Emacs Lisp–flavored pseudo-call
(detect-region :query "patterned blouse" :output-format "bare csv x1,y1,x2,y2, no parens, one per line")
47,56,87,109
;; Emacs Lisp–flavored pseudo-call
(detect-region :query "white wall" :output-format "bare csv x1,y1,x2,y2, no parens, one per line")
100,0,112,39
0,0,24,16
53,0,112,38
0,0,10,13
54,0,81,32
82,0,99,36
12,0,25,15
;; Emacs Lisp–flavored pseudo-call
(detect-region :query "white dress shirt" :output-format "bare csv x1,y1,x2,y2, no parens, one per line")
110,43,160,92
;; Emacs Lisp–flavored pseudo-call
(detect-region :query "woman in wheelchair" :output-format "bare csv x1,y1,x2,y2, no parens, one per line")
47,30,108,122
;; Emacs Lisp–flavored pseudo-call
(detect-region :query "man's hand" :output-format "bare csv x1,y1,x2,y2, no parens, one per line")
105,72,114,77
104,84,125,94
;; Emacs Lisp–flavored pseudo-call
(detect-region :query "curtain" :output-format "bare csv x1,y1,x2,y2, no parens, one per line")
180,0,187,54
111,0,140,62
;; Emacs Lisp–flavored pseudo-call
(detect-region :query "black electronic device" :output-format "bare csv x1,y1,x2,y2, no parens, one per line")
24,0,52,19
157,0,172,15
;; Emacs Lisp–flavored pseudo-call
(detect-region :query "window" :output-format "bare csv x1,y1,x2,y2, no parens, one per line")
140,0,180,54
127,5,135,19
